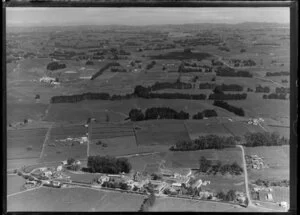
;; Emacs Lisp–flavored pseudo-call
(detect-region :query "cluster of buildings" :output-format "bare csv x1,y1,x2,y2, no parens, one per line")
55,136,88,145
246,155,267,169
247,118,264,125
39,76,60,86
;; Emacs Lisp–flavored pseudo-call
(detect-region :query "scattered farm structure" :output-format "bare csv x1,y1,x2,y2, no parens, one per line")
245,155,267,169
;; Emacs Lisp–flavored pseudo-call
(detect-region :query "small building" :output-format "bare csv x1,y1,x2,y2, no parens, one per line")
43,170,53,178
61,160,68,165
280,201,288,208
98,175,110,184
56,165,63,172
172,183,182,190
266,193,273,201
52,181,61,188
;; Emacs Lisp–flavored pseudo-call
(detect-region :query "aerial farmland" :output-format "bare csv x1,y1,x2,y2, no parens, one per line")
6,7,291,212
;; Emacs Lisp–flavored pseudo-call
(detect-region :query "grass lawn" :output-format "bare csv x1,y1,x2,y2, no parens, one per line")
7,175,26,195
7,128,48,159
7,187,145,212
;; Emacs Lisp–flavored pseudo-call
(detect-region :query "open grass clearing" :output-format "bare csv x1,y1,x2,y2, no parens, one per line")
7,175,26,195
7,187,146,212
7,128,48,159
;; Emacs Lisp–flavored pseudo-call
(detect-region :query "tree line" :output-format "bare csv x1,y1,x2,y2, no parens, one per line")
262,93,287,100
192,109,218,119
275,87,290,94
208,93,247,100
215,84,244,92
86,155,132,174
244,132,289,147
213,100,245,116
170,135,238,151
256,85,270,93
46,62,66,71
266,71,289,77
215,67,253,77
149,80,192,91
90,62,120,80
254,179,289,187
199,156,243,176
199,83,215,89
128,107,189,121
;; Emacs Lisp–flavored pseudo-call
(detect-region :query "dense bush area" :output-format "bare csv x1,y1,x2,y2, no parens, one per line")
216,190,238,201
199,156,243,175
51,92,111,103
102,181,130,190
244,132,289,147
170,135,237,151
216,84,244,92
229,59,256,67
275,87,290,94
266,71,289,76
254,179,289,187
262,93,287,100
87,156,132,174
128,107,189,121
149,80,192,91
213,100,245,116
209,93,247,100
139,193,156,211
216,67,253,77
192,109,218,119
146,61,156,70
90,62,120,80
199,83,215,89
255,85,270,93
218,46,230,52
46,62,66,71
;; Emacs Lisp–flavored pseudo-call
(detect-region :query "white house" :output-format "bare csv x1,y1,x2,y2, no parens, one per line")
280,201,288,208
56,165,63,172
61,160,68,165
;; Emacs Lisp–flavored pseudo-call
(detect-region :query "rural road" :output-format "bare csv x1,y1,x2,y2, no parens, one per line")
236,145,253,207
254,76,285,87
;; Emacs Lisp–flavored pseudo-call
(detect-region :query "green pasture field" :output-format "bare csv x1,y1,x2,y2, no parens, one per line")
7,128,48,159
267,126,289,138
50,124,87,138
7,158,39,170
7,175,26,195
128,147,243,171
245,146,289,181
135,120,191,146
41,143,87,162
7,187,146,212
89,135,139,157
149,196,237,212
7,103,48,123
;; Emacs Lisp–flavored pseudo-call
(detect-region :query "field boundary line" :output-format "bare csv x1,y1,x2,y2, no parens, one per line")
183,121,193,141
221,123,235,137
39,123,54,159
7,186,42,198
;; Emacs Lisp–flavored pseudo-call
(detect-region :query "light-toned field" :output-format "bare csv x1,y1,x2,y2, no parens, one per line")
7,187,146,212
41,144,87,162
7,128,48,159
245,146,289,181
128,147,243,171
7,175,26,195
149,197,238,212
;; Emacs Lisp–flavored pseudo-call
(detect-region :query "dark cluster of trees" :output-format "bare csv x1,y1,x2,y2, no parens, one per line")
199,156,243,176
146,61,156,70
170,135,238,151
46,62,66,71
262,93,287,100
254,179,289,187
213,100,245,116
266,71,289,77
128,107,189,121
139,193,156,212
208,93,247,100
216,190,238,202
149,80,192,91
211,59,224,66
244,132,289,147
85,60,94,65
215,84,244,92
199,83,215,89
255,85,270,93
247,88,254,92
90,62,120,80
134,85,206,100
218,46,230,52
110,66,127,72
87,156,132,174
215,67,253,77
102,181,129,190
192,109,218,119
281,79,288,83
229,59,256,67
275,87,290,94
51,92,111,103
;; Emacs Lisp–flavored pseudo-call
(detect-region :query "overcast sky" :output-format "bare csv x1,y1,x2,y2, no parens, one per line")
6,7,290,26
